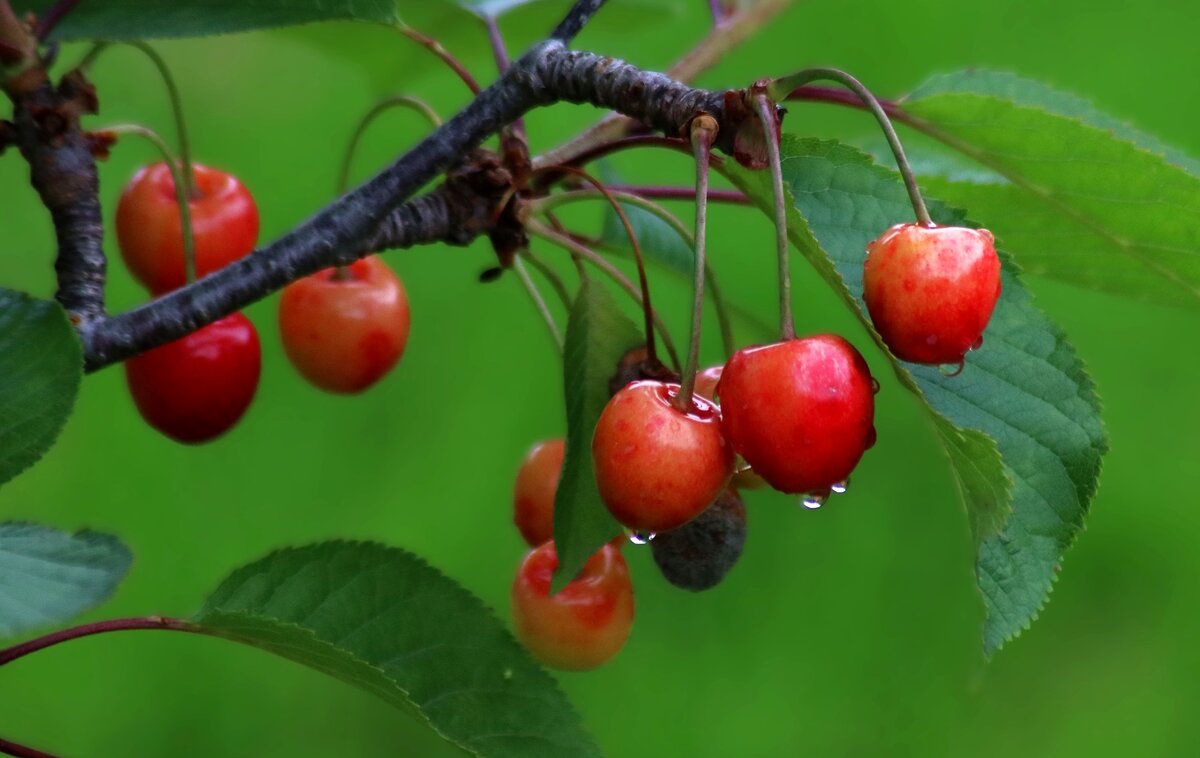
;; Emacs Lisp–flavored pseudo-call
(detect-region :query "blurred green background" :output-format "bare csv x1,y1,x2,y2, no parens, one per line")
2,0,1198,755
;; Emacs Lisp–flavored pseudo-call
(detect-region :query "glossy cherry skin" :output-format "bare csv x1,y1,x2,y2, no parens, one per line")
863,223,1001,365
718,335,875,495
592,381,734,533
116,162,259,294
513,439,565,547
124,312,261,444
692,365,766,491
511,541,634,671
277,256,411,394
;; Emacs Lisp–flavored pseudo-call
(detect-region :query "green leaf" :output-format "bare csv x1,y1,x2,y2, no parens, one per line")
0,290,82,489
17,0,400,40
0,523,132,638
723,137,1107,655
195,541,599,758
899,69,1200,307
551,279,640,592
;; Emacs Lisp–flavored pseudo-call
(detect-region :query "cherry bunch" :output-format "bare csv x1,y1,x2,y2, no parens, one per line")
505,88,1001,672
105,46,413,444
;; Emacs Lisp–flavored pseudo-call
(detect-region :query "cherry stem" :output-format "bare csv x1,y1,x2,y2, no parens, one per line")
77,42,197,201
528,218,681,370
531,188,735,360
33,0,80,41
773,68,932,226
532,165,660,365
676,116,718,410
0,735,57,758
708,0,725,26
482,15,529,167
338,94,443,194
521,249,572,308
535,135,691,186
512,256,563,350
103,124,197,284
395,23,481,95
754,94,794,341
0,616,197,668
601,184,749,204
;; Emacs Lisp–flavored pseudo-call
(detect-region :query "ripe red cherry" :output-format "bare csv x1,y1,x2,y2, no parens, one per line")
592,380,733,533
511,541,634,671
863,223,1001,365
719,335,875,495
512,439,565,547
692,365,725,403
116,162,259,294
692,365,766,491
124,312,261,444
277,256,411,394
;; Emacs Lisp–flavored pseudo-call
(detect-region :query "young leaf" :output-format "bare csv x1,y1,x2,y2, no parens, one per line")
898,70,1200,307
723,137,1107,655
17,0,400,40
195,541,599,758
550,279,640,592
0,523,132,638
0,290,82,489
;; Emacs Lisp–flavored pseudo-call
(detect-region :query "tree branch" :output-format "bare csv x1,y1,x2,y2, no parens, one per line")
8,0,753,372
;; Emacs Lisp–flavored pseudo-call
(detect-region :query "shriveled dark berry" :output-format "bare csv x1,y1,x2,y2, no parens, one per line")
651,488,746,591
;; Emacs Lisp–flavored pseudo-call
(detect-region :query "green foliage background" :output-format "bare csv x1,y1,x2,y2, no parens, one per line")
1,0,1197,754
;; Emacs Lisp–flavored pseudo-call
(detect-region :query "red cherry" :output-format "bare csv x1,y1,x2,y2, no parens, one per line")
124,312,261,444
692,365,725,403
691,365,766,491
511,541,634,671
863,223,1001,365
513,439,565,547
592,381,734,533
116,162,259,294
719,335,875,495
277,256,411,394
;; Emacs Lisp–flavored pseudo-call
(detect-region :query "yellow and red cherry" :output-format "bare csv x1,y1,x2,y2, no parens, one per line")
511,541,634,671
513,439,565,547
277,256,411,394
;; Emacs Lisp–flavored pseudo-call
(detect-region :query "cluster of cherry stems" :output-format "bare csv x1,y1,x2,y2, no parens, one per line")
99,48,1001,677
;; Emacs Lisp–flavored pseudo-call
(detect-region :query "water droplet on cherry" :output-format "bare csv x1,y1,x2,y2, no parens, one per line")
628,531,657,545
831,479,849,495
866,426,878,449
870,377,881,395
939,361,965,378
800,493,825,510
970,336,984,351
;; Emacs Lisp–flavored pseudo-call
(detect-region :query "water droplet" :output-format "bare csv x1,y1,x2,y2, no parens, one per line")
866,426,878,449
831,479,849,495
628,531,657,545
735,459,754,474
939,361,965,378
799,488,830,510
970,336,984,351
870,377,881,395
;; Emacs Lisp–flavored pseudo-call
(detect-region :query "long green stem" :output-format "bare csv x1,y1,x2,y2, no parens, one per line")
754,94,794,341
532,165,660,365
531,189,735,358
338,95,442,194
104,124,196,283
770,67,932,226
79,42,197,200
520,249,572,308
512,257,563,351
676,115,717,409
528,218,681,370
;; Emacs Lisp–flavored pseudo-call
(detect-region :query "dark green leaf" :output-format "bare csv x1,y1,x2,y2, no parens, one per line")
551,280,640,592
195,541,599,758
724,137,1107,655
0,290,82,489
0,523,132,637
900,69,1200,307
17,0,399,40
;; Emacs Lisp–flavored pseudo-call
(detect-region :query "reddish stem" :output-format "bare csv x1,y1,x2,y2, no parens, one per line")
398,25,481,95
0,736,57,758
537,135,691,188
786,85,909,122
0,617,196,667
33,0,80,40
